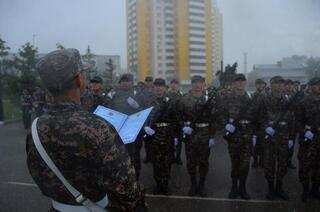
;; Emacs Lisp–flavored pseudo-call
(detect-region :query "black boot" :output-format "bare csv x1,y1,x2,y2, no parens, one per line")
276,180,290,200
301,182,310,202
266,180,276,200
153,180,162,195
239,178,251,200
162,179,171,196
310,183,320,200
197,177,207,197
228,178,239,199
188,176,198,196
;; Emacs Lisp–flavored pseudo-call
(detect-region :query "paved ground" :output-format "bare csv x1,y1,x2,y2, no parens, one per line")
1,122,320,211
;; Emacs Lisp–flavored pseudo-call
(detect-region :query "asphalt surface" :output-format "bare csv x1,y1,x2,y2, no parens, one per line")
1,122,320,212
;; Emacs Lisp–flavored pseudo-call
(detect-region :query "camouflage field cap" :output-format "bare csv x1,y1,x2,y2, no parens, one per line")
270,76,285,84
145,76,153,82
255,78,266,85
90,76,103,84
153,78,166,86
119,73,134,83
308,77,320,86
191,75,205,84
36,48,89,95
233,73,246,82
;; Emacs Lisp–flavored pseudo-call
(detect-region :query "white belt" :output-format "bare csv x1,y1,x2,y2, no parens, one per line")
52,195,108,212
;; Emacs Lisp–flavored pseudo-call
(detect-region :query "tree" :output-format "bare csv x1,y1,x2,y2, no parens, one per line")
103,58,114,86
14,42,39,88
306,57,320,79
56,43,66,50
82,45,97,79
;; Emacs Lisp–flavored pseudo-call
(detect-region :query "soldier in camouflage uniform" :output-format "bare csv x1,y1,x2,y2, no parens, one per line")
180,76,220,197
251,79,267,168
285,79,297,169
26,49,146,211
167,79,184,165
138,76,155,164
296,77,320,202
109,73,144,180
259,76,295,200
143,78,179,195
21,88,33,129
222,74,256,200
81,76,111,112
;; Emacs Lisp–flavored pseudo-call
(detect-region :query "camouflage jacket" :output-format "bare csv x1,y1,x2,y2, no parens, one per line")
81,90,111,113
21,90,33,107
259,91,296,140
179,89,222,134
26,101,145,211
109,88,142,115
298,93,320,135
221,89,257,136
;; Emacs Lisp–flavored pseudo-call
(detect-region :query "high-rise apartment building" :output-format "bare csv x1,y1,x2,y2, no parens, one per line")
126,0,223,84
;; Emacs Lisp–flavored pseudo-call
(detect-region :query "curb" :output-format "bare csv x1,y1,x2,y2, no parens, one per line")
4,119,22,125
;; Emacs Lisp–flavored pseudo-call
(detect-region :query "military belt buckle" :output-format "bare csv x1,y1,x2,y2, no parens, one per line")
75,194,87,204
156,123,169,127
239,120,250,125
195,123,209,128
279,122,287,126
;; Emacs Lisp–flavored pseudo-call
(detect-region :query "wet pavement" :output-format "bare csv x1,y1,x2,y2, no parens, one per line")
1,122,320,211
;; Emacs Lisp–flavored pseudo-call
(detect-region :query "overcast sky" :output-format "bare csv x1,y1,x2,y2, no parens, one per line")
1,0,319,72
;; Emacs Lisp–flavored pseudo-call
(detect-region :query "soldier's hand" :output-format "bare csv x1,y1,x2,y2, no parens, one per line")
288,140,294,149
208,138,215,148
182,126,193,135
304,130,314,141
174,138,179,146
225,123,235,134
265,127,275,137
144,126,155,136
127,97,140,109
252,135,257,147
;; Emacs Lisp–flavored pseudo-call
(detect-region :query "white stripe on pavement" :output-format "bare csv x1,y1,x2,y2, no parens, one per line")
3,181,287,204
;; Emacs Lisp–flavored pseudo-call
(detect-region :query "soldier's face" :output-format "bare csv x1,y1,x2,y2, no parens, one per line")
255,83,265,92
232,80,246,91
311,85,320,95
271,83,282,93
92,83,103,94
192,82,205,93
119,81,133,90
170,82,179,91
154,85,166,97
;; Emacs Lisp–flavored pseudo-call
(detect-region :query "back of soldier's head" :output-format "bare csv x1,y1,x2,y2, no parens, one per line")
36,48,89,97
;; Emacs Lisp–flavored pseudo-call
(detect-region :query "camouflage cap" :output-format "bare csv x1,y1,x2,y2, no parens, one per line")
119,73,134,83
308,77,320,86
153,78,166,86
36,48,89,95
233,73,247,82
90,76,103,84
145,76,153,82
285,79,294,85
170,79,179,84
255,78,266,85
270,76,285,84
191,75,205,84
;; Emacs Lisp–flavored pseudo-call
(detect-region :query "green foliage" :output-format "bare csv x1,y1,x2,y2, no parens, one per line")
306,57,320,79
56,43,65,50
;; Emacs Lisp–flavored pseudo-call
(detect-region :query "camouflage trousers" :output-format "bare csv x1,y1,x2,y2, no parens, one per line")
264,137,289,182
151,128,175,182
185,128,211,178
226,135,251,180
252,132,265,164
298,140,320,184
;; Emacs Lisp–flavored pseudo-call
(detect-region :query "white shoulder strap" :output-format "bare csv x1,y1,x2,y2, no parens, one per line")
31,118,107,211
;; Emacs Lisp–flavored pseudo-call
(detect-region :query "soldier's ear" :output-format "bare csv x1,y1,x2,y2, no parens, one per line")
74,73,86,92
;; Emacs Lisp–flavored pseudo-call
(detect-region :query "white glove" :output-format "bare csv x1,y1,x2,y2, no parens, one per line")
182,126,193,135
265,127,275,137
209,138,215,148
252,135,257,147
225,123,236,134
127,97,140,109
304,130,314,141
288,140,294,149
174,138,179,146
144,126,155,136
